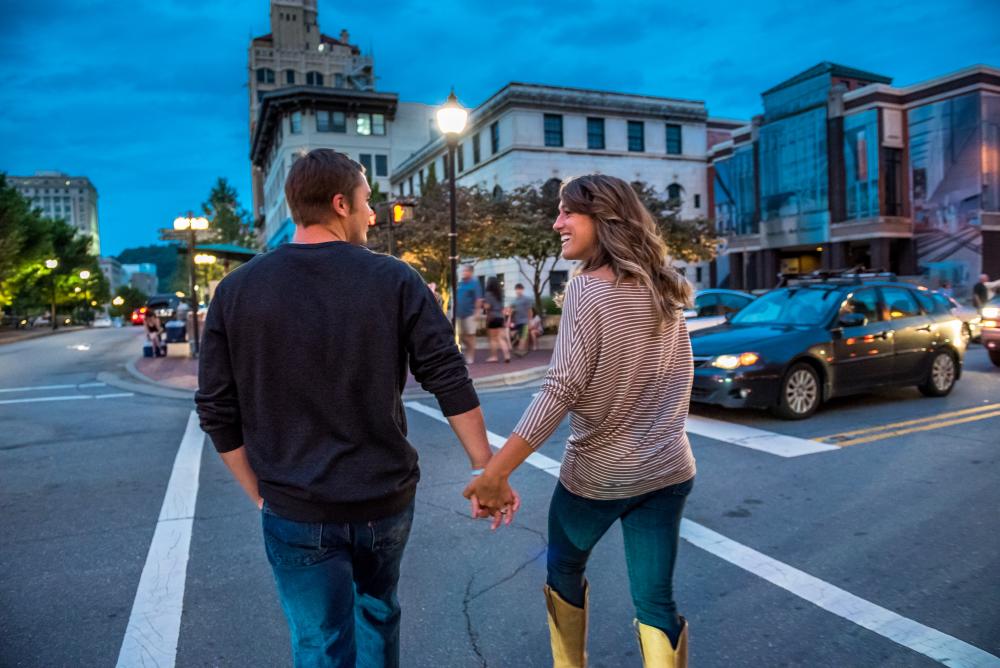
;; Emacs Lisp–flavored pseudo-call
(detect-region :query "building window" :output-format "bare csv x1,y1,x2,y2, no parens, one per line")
884,148,903,216
375,154,388,177
666,124,683,155
694,194,701,209
696,266,703,283
544,114,563,147
492,185,504,201
490,122,500,154
290,111,302,134
256,91,266,102
441,155,448,177
306,71,324,86
285,69,295,84
356,113,385,136
627,121,645,152
667,183,683,204
256,68,275,83
418,170,425,189
457,144,465,172
473,132,481,164
316,110,346,133
334,73,344,88
549,270,569,295
359,154,373,179
408,176,414,195
587,117,605,150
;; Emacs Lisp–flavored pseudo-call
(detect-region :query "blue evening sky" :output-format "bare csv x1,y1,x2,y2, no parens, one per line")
2,0,999,256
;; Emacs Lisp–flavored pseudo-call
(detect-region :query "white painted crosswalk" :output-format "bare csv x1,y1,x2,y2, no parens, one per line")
404,400,1000,668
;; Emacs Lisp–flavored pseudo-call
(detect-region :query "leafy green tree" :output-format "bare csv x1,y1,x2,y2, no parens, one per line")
116,245,184,292
201,178,257,249
630,182,718,263
109,285,148,318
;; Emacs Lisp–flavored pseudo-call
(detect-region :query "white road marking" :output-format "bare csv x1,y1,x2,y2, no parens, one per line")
404,400,1000,667
116,410,205,668
0,392,134,405
686,415,839,457
0,382,106,394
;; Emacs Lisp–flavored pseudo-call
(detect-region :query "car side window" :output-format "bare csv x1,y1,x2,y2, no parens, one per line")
840,288,882,323
694,293,720,317
919,292,944,315
719,294,751,314
881,287,920,319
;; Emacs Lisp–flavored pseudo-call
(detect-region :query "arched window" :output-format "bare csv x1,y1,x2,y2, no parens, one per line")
667,183,683,205
492,185,504,202
542,178,562,201
306,71,324,86
256,67,275,84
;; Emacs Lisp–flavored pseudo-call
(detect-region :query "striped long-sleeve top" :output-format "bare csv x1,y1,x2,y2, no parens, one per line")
513,274,696,500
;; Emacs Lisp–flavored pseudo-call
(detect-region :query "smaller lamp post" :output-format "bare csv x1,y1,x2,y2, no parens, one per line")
194,254,217,307
79,270,92,325
45,259,59,330
173,214,210,356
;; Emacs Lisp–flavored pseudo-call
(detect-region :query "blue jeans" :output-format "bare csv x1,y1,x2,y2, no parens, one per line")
261,501,415,668
547,478,694,644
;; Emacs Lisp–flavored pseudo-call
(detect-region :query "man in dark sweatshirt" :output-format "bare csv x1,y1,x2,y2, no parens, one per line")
195,149,516,667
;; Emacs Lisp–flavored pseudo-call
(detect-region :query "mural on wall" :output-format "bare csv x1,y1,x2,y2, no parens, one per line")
909,92,987,286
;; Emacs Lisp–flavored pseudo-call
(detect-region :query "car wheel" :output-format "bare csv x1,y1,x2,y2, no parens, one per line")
918,350,957,397
771,363,821,420
989,349,1000,368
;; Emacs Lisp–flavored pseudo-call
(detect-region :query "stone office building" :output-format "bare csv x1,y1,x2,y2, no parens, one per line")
9,171,100,255
390,82,743,296
709,62,1000,292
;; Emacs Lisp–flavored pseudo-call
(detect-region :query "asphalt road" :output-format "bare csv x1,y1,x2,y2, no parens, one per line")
1,326,998,667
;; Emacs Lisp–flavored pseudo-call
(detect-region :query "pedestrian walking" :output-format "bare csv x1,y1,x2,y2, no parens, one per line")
195,149,518,668
510,283,534,356
465,174,696,667
456,265,483,364
973,273,1000,310
528,308,543,351
483,276,511,363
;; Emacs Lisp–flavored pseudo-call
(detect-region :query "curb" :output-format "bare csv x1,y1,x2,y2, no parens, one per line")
97,359,197,400
402,364,548,399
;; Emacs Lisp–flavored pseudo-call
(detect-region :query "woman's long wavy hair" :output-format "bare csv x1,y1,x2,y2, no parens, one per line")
560,174,693,326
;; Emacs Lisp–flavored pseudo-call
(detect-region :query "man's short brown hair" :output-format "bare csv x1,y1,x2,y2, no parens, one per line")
284,149,365,227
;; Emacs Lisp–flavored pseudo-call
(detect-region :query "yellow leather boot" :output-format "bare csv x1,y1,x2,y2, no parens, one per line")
634,618,688,668
543,583,588,668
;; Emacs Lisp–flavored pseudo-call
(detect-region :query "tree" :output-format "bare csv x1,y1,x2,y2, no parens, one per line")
116,245,185,292
630,182,718,263
473,180,563,316
374,180,494,310
201,177,257,249
108,285,148,318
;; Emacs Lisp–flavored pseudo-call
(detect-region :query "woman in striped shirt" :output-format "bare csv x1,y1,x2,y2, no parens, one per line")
465,174,696,668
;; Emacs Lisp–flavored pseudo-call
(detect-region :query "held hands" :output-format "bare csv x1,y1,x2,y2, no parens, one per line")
463,472,521,531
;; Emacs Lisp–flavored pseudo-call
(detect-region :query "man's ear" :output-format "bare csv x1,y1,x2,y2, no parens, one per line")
330,192,351,218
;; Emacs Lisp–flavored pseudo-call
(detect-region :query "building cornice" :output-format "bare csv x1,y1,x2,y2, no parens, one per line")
250,87,399,165
843,65,1000,111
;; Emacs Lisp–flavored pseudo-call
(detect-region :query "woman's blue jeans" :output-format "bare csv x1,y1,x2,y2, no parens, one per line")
261,501,415,668
547,477,694,643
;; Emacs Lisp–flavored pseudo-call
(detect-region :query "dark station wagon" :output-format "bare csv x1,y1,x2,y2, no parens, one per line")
689,271,967,419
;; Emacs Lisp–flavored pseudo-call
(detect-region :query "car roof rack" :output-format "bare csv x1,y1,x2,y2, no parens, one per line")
776,265,897,287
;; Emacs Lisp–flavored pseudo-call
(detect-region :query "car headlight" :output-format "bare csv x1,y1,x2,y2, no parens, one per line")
709,352,760,370
982,306,1000,319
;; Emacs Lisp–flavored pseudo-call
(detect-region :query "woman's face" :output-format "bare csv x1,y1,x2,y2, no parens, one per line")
553,201,597,261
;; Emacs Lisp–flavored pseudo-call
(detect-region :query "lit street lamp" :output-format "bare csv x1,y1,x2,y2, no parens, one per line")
194,254,217,307
435,88,468,332
173,213,210,357
79,270,92,325
44,259,59,330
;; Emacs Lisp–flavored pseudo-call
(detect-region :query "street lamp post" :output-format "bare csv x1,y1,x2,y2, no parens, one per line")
435,89,468,332
79,270,91,325
44,259,59,330
173,213,210,357
194,254,217,307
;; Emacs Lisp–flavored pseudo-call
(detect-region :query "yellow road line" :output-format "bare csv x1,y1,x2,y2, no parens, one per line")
814,403,1000,443
829,409,1000,447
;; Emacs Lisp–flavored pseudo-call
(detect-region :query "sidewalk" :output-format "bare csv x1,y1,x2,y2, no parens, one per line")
132,342,553,393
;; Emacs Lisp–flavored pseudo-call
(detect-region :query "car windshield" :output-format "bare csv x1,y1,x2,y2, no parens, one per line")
730,286,840,326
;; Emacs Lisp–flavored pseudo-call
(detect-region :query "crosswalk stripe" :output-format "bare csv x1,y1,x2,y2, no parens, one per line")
0,382,106,394
815,403,1000,443
116,411,205,668
0,392,134,405
404,400,1000,667
686,415,838,457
